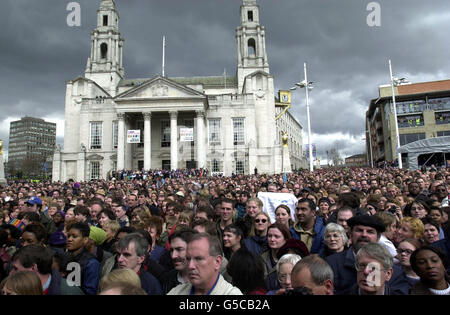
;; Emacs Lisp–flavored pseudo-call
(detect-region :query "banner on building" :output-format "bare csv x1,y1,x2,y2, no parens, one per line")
127,130,141,143
257,192,298,224
180,128,194,142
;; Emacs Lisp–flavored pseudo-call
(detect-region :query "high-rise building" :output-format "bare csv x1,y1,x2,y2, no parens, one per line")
8,117,56,176
366,80,450,167
53,0,306,181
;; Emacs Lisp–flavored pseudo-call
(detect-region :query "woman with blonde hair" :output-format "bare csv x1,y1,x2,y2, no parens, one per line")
394,216,425,246
243,211,271,255
1,270,43,295
99,268,142,293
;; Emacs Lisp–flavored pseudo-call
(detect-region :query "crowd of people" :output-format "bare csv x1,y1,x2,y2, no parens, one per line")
0,166,449,295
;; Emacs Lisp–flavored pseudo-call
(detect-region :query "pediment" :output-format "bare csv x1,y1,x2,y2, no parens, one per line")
115,76,205,100
86,153,104,160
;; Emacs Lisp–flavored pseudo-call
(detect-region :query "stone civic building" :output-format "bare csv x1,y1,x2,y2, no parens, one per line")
53,0,305,181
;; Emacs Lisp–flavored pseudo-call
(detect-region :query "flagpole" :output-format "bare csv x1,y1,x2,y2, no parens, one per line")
162,36,166,77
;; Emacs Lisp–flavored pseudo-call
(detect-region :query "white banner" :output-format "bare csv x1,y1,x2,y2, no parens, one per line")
257,192,298,224
180,128,194,142
127,130,141,143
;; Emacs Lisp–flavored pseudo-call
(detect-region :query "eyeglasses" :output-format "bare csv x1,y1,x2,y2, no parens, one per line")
354,262,384,272
278,273,291,282
397,248,414,255
255,219,267,223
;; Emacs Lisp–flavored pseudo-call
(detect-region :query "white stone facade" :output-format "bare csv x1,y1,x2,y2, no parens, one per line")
53,0,305,181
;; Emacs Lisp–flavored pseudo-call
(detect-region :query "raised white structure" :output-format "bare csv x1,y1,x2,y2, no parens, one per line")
53,0,305,181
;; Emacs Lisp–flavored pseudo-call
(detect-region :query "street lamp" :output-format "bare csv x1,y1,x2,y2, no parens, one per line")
388,59,409,169
291,62,314,172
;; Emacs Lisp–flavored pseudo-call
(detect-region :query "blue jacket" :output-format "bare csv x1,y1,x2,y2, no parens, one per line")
139,267,162,295
244,235,268,256
325,247,411,295
290,216,325,254
149,245,166,264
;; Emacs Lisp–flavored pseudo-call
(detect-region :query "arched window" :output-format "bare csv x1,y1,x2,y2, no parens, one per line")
100,43,108,59
248,38,256,57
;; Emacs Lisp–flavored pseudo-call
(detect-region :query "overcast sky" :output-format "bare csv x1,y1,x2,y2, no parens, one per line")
1,0,450,164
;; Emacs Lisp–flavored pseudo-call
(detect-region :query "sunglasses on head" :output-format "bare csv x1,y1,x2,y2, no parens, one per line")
255,218,267,223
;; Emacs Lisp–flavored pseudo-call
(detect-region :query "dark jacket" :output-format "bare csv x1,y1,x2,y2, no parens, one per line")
409,275,450,295
325,247,410,295
161,269,183,295
68,249,100,295
142,255,166,285
149,245,166,264
139,267,162,295
319,245,349,259
235,203,246,220
243,235,268,256
40,213,57,237
260,250,281,292
344,283,398,295
47,268,84,295
290,216,326,254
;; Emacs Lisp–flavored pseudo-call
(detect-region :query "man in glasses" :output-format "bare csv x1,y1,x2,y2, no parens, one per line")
167,233,242,295
325,215,409,295
350,243,395,295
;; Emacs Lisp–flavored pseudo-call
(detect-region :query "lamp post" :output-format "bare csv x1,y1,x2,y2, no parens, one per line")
388,59,409,169
291,63,314,172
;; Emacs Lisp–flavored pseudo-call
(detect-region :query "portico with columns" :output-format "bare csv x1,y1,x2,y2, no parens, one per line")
52,0,305,181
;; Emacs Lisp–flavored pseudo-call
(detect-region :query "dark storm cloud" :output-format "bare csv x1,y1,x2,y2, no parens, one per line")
1,0,450,161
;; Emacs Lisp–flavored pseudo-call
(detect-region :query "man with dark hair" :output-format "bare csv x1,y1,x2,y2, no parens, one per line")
216,198,235,247
290,198,325,254
325,215,410,295
10,245,83,295
161,228,196,294
167,233,242,295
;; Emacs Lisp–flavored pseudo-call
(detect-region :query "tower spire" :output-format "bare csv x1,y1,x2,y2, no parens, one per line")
85,0,124,96
236,0,269,90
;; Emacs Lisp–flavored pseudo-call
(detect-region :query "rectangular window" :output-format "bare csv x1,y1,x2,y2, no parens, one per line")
103,15,108,26
397,114,424,128
90,161,100,180
399,133,425,146
208,119,221,144
437,131,450,137
233,118,245,145
236,160,245,175
435,111,450,125
395,99,426,114
90,122,102,149
112,121,118,149
248,11,253,22
161,120,170,147
212,159,220,172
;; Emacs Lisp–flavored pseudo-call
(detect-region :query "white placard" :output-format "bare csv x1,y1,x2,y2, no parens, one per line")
127,130,141,143
180,128,194,142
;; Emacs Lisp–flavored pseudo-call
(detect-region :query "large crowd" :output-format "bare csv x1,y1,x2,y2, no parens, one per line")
0,166,449,295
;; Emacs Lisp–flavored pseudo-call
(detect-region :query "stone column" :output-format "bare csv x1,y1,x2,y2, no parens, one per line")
143,112,152,170
170,110,178,170
117,113,125,170
196,110,205,169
